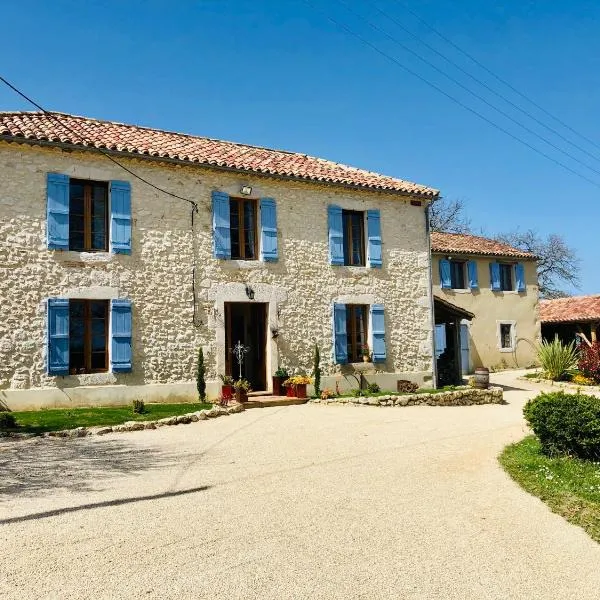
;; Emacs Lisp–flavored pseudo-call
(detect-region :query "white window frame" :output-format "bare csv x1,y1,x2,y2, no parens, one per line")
497,320,516,352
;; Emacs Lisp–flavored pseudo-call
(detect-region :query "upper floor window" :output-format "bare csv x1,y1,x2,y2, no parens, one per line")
499,263,513,291
490,261,526,292
450,260,466,289
440,258,478,290
342,210,365,266
69,180,108,252
229,197,258,260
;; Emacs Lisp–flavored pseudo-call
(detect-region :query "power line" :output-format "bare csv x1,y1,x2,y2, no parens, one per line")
393,0,600,154
336,0,600,179
366,0,600,167
0,75,198,210
302,0,600,189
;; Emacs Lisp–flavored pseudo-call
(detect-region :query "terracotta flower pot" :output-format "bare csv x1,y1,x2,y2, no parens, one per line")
295,383,307,399
273,376,284,396
221,385,233,400
286,385,297,398
235,389,248,403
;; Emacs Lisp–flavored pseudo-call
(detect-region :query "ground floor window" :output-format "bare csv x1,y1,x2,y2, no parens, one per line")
70,300,109,373
497,320,516,352
346,304,368,362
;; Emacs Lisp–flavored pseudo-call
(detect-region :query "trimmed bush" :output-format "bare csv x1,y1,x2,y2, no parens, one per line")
397,380,419,393
578,342,600,383
523,391,600,459
366,382,380,394
0,412,17,430
537,336,578,381
132,399,146,414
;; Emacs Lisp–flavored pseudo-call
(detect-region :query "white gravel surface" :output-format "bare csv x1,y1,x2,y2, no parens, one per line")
2,370,600,599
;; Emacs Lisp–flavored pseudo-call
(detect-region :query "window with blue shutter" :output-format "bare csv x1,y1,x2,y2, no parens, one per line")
370,304,386,362
515,263,526,292
259,198,278,262
47,173,70,250
212,191,231,259
333,303,348,364
467,260,479,289
110,180,132,254
439,259,451,289
47,298,69,375
111,299,132,373
366,209,382,268
328,205,344,266
490,262,502,291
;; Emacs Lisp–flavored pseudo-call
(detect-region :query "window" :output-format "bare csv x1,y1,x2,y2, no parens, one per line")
346,304,368,362
450,261,466,289
69,180,108,251
497,321,516,352
342,210,365,266
230,197,258,260
69,300,109,373
499,263,514,291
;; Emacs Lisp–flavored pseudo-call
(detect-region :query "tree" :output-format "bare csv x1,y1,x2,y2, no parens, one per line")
428,196,472,233
196,346,206,401
313,344,321,398
494,230,580,299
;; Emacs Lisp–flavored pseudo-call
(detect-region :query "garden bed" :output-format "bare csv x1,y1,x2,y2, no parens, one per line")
500,436,600,543
311,386,503,407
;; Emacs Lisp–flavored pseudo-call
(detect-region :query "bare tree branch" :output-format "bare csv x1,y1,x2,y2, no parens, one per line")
428,196,472,234
494,229,580,299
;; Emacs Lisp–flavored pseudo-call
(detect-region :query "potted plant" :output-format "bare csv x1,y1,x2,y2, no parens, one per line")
284,375,313,399
219,374,234,400
273,368,289,396
361,344,371,362
233,378,252,403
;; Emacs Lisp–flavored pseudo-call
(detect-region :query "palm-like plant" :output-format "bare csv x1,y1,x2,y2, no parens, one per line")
537,336,579,381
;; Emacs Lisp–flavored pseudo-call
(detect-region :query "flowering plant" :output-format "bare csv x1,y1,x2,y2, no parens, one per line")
361,344,370,357
233,378,252,391
320,388,335,400
284,375,313,386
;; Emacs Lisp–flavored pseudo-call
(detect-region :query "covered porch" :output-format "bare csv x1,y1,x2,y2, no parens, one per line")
434,296,474,387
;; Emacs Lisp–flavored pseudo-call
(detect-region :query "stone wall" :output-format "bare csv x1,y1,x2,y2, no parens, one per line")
0,141,434,408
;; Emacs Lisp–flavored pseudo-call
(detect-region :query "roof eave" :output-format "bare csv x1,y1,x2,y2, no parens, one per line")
431,248,538,261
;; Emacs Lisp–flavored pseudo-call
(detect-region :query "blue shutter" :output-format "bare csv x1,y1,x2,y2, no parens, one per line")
47,173,69,250
439,259,451,288
212,191,231,259
47,298,69,375
110,181,132,254
328,205,344,266
111,299,132,373
467,260,479,289
515,263,526,292
490,262,501,291
370,304,386,362
434,324,447,359
366,209,382,268
259,198,278,262
333,303,348,364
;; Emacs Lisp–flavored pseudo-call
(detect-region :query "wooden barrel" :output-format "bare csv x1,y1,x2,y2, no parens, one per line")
474,367,490,389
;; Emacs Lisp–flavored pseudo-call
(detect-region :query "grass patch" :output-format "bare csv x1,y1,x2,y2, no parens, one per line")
4,402,213,435
499,435,600,543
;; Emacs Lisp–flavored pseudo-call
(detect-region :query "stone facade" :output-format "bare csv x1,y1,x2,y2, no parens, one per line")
0,141,435,409
432,254,540,370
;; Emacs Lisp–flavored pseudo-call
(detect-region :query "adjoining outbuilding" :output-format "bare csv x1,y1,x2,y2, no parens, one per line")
540,295,600,346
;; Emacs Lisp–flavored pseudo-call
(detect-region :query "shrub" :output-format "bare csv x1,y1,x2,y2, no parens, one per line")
132,399,146,414
196,347,206,401
351,388,365,397
0,412,17,430
366,382,380,394
523,391,600,459
397,380,419,393
578,342,600,383
572,372,596,386
537,336,578,381
313,344,321,398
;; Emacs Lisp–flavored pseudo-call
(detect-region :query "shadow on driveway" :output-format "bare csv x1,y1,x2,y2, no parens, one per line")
0,436,179,499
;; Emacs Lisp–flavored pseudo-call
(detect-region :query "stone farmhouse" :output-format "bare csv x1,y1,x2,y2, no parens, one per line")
431,232,539,382
0,112,439,409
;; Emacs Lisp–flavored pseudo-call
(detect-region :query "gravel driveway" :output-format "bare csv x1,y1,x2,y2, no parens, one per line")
2,371,599,599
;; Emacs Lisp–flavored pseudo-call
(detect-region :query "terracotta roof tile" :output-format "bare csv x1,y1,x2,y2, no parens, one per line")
0,111,438,197
540,295,600,324
431,232,536,260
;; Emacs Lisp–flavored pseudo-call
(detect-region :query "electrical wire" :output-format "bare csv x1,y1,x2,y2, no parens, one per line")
393,0,600,154
0,75,198,210
366,0,600,167
302,0,600,189
336,0,600,178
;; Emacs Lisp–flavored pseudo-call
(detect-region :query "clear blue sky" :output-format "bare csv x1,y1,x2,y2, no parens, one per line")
2,0,599,293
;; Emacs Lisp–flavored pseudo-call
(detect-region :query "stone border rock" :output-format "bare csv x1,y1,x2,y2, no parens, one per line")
518,376,600,397
0,403,244,441
310,386,504,407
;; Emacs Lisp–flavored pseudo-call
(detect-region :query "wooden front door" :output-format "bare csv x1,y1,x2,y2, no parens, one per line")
225,302,267,391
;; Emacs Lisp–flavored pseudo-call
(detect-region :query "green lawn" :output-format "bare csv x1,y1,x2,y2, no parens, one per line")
3,402,213,435
500,435,600,543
